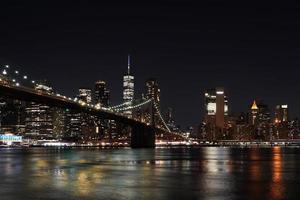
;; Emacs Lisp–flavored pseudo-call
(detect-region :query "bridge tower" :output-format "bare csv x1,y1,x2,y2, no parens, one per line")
131,100,156,148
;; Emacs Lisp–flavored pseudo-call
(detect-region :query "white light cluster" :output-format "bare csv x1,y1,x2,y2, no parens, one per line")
1,64,36,87
112,99,152,112
106,101,131,110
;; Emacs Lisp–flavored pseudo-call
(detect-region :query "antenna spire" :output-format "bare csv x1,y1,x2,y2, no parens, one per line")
127,54,131,75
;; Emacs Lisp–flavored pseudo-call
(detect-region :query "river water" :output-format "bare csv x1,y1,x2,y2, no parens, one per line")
0,147,300,200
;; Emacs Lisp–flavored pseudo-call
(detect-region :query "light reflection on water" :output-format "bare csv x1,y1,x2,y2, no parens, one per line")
0,147,300,200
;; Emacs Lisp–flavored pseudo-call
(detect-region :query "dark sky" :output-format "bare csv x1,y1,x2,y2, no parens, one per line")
1,1,300,128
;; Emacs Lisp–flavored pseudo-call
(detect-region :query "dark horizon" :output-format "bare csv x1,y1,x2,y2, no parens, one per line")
1,1,300,128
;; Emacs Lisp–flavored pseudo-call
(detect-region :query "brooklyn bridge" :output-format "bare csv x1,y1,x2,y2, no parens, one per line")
0,64,183,148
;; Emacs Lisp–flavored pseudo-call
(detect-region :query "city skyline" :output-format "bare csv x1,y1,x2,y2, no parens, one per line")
1,1,300,128
2,2,300,200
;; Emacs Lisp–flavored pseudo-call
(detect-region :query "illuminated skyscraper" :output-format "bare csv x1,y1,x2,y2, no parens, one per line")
66,88,93,142
145,78,161,126
65,111,82,141
79,88,92,104
254,101,271,124
94,80,111,138
94,80,110,107
204,87,228,139
204,88,228,125
275,105,288,124
250,100,259,125
25,83,54,139
123,55,134,117
146,78,160,105
52,107,66,140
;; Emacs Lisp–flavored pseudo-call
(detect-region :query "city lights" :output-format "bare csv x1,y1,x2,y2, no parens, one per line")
1,60,299,147
2,2,300,200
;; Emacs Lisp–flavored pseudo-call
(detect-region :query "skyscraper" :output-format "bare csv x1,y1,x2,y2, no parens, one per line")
123,55,134,117
52,107,67,140
94,80,110,107
204,87,228,139
250,100,259,125
252,101,271,140
275,105,288,124
257,102,271,124
0,98,26,135
25,83,54,139
65,88,93,142
65,111,82,141
145,78,161,126
94,80,111,139
146,78,160,105
215,88,226,129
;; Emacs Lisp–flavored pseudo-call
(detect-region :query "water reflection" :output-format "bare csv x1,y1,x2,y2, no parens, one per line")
269,147,284,200
249,148,261,181
0,147,299,200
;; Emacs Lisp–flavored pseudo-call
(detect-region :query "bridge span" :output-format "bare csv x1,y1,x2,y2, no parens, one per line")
0,83,164,148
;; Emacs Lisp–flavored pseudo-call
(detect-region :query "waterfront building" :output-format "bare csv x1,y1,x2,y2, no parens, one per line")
25,83,54,140
0,98,26,135
52,107,67,140
65,111,82,141
66,88,96,142
25,102,53,139
0,134,22,145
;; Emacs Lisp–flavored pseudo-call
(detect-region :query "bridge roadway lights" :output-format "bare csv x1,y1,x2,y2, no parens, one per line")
131,124,155,148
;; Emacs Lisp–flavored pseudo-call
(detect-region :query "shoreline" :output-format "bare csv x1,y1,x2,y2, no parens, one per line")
1,142,300,149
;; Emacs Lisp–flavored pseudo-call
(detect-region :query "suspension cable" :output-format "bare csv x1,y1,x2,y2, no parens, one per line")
113,98,152,112
153,101,171,132
106,101,131,110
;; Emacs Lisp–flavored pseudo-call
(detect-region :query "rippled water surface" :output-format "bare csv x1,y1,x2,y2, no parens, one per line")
1,147,300,200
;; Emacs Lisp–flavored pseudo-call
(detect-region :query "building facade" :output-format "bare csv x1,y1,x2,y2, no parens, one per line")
275,104,288,124
204,87,228,140
94,80,111,140
94,80,110,107
25,83,54,140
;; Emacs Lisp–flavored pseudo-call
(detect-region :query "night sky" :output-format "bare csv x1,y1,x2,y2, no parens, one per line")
1,1,300,128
